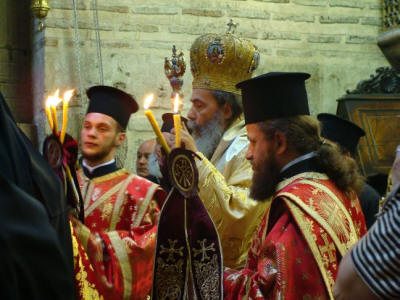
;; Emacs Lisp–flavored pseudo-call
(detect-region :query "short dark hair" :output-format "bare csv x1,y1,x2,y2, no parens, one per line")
210,90,243,126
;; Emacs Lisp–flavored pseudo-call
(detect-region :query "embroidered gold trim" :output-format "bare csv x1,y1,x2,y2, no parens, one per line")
276,172,329,192
132,181,159,227
85,180,126,217
109,174,136,230
108,231,132,300
284,200,334,300
77,223,91,251
298,179,358,250
70,222,104,300
83,182,95,211
279,192,349,257
91,169,129,184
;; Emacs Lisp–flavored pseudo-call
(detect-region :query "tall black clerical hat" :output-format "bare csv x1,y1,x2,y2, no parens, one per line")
161,113,189,133
86,85,138,129
317,113,365,154
237,72,311,124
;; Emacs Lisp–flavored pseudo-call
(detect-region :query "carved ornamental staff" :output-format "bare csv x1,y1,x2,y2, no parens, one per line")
164,45,186,100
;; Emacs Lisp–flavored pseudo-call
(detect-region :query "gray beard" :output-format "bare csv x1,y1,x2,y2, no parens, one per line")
148,152,163,179
188,113,224,159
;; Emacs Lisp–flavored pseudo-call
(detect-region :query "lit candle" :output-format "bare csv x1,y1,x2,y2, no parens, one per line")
45,97,54,131
143,94,171,154
60,89,74,144
50,89,62,135
173,94,181,148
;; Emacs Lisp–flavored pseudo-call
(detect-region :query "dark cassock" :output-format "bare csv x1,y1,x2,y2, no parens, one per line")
317,113,380,229
223,72,367,299
0,92,76,299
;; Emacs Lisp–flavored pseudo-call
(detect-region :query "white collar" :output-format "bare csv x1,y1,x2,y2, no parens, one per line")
82,158,116,174
280,151,317,174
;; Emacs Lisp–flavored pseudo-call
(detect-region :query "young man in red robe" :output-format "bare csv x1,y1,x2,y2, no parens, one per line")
71,86,166,300
223,72,367,299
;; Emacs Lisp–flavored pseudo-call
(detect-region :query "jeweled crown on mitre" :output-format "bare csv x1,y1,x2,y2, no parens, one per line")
190,20,260,95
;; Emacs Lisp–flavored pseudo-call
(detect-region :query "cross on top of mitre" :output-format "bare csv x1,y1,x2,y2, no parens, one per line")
227,19,238,34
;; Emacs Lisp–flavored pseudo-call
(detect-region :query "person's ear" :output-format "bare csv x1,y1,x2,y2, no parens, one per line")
223,102,233,121
273,130,288,156
115,132,126,146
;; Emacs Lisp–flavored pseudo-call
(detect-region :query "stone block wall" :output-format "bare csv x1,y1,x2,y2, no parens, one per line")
39,0,387,171
0,0,32,123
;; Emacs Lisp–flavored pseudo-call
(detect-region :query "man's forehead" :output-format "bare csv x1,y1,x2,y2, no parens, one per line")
84,112,116,125
191,88,216,103
138,140,156,152
246,123,261,136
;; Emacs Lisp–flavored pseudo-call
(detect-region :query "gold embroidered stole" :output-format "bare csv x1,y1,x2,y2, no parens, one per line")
275,173,359,299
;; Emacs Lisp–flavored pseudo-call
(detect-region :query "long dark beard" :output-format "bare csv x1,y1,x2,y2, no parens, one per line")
187,112,224,159
250,151,281,201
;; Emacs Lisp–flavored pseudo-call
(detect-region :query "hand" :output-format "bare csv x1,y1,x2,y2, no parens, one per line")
171,122,198,153
391,146,400,188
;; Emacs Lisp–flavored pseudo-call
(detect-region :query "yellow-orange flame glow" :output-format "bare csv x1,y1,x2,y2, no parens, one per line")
63,89,75,103
173,94,180,113
143,94,154,110
46,89,62,108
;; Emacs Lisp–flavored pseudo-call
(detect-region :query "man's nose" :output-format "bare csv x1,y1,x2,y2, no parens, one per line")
245,150,253,161
87,127,97,136
187,107,196,120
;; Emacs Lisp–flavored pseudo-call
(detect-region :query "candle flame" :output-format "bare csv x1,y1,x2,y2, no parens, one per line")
173,94,180,113
46,89,62,108
63,89,75,103
143,94,154,110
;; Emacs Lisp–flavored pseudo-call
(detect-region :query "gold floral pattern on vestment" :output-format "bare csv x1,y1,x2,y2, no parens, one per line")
71,222,104,300
193,254,220,300
133,181,159,227
285,201,334,299
155,257,184,299
109,174,135,230
107,231,132,299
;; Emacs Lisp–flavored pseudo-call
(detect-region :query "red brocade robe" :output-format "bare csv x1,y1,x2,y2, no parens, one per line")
73,168,166,300
71,220,105,299
224,172,367,299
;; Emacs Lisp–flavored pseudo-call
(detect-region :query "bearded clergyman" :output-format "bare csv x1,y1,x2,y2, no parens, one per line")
223,72,367,299
174,28,269,269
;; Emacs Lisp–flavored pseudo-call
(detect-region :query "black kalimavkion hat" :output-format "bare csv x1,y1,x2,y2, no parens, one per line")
86,85,138,129
236,72,311,124
317,113,365,155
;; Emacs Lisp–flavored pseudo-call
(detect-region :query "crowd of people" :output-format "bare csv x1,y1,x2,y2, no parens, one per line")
1,26,399,300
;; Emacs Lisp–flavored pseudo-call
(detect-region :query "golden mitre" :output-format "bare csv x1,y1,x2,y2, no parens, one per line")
190,26,260,95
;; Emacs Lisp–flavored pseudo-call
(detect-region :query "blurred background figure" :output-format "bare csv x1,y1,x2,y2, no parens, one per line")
136,139,156,178
318,113,380,229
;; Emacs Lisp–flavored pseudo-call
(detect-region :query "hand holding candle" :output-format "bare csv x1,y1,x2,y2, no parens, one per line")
144,94,171,154
173,94,181,148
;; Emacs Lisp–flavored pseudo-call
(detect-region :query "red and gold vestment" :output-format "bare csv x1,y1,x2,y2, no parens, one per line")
224,172,366,299
74,168,166,300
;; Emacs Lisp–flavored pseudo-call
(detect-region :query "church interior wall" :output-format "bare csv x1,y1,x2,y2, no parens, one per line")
4,0,388,171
